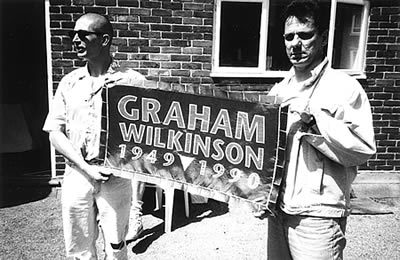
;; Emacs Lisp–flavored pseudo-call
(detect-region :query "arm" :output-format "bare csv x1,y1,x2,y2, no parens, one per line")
44,75,110,182
49,130,111,182
297,89,376,167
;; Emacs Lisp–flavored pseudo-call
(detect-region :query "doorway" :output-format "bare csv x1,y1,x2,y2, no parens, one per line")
0,0,50,181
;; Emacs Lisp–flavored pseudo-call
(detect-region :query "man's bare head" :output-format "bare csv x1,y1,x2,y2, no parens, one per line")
71,13,114,61
74,13,113,45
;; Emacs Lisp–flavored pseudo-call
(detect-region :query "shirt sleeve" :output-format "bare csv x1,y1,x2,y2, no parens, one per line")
303,84,376,167
42,79,67,133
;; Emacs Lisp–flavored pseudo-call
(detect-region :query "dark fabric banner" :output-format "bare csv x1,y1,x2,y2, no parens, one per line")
99,85,287,215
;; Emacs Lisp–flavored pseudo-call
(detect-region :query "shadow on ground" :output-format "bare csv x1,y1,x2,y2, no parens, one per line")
128,188,229,254
0,182,53,208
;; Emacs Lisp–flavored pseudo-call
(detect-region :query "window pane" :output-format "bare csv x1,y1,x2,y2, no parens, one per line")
266,0,330,71
266,0,292,71
332,3,363,69
219,2,262,67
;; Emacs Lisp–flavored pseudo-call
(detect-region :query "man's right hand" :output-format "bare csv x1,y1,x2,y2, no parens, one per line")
83,165,112,182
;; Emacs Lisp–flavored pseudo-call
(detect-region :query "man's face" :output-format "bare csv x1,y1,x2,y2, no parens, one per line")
284,16,326,72
71,17,104,60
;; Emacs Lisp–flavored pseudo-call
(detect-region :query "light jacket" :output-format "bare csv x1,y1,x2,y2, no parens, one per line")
268,59,376,217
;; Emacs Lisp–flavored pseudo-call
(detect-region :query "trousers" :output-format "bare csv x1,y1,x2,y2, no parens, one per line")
267,210,347,260
62,165,132,260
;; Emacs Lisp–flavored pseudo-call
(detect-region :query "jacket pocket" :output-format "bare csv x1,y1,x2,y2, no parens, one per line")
303,144,324,194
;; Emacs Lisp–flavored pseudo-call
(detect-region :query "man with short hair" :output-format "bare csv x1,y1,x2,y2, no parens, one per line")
43,13,145,259
262,0,376,259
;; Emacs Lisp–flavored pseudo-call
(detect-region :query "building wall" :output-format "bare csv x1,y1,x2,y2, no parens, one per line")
364,1,400,171
48,0,400,176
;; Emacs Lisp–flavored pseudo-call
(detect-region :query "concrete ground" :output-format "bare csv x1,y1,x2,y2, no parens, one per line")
1,182,399,260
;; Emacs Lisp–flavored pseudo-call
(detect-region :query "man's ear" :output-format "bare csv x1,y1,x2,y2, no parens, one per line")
102,34,111,47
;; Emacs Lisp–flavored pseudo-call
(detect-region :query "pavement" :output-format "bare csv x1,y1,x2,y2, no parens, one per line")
1,176,399,259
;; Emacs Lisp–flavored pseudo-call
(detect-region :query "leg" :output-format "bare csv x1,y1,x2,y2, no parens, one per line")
285,214,347,260
96,177,132,260
61,166,98,260
126,178,146,241
267,212,292,260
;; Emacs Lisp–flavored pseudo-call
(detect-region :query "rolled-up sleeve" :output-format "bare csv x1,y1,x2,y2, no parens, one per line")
43,80,67,133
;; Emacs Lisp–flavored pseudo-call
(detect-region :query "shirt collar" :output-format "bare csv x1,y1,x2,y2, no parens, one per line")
79,57,120,80
287,57,329,81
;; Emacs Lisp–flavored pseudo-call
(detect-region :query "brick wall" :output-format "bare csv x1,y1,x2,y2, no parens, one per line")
48,0,400,175
363,2,400,171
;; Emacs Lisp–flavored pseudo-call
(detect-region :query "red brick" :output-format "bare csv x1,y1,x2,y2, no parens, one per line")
128,39,149,46
152,9,172,17
370,14,390,22
151,24,171,31
376,65,394,72
50,0,72,4
50,14,72,21
377,36,396,43
162,17,182,24
381,7,400,15
192,55,211,63
118,0,139,7
141,1,161,8
180,77,201,84
172,25,192,33
183,17,202,25
183,3,203,11
141,31,161,39
162,32,182,39
140,16,161,23
150,39,171,47
118,45,139,52
193,11,212,18
61,6,83,13
171,40,190,47
118,30,139,37
171,55,190,62
385,73,400,79
183,33,203,40
182,62,201,70
149,54,169,61
173,10,192,17
130,8,150,16
160,62,180,69
162,2,182,10
161,47,181,54
108,7,129,15
171,70,190,77
160,76,180,83
140,46,160,53
84,6,106,14
72,0,93,5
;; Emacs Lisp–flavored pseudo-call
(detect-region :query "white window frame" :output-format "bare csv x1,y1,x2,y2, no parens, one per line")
211,0,370,78
328,0,370,77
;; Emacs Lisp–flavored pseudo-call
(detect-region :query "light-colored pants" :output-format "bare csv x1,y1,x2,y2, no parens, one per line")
267,210,347,260
62,165,132,260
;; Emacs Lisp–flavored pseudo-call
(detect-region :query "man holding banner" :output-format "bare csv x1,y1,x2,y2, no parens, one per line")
43,13,146,259
262,0,376,259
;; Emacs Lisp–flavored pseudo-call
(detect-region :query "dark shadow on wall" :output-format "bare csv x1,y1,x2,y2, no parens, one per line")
0,0,52,207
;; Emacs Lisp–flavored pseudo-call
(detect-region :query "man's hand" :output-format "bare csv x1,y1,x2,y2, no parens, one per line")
252,197,270,219
83,165,112,182
290,99,315,124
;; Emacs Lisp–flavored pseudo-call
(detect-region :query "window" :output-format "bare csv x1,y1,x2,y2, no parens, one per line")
330,0,370,73
211,0,370,78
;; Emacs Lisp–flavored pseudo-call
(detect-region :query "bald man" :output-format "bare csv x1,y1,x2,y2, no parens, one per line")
43,13,146,259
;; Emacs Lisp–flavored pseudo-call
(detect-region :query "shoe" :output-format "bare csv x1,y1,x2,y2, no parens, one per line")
126,220,144,241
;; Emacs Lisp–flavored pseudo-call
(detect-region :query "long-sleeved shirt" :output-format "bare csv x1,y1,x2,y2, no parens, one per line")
268,58,376,217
